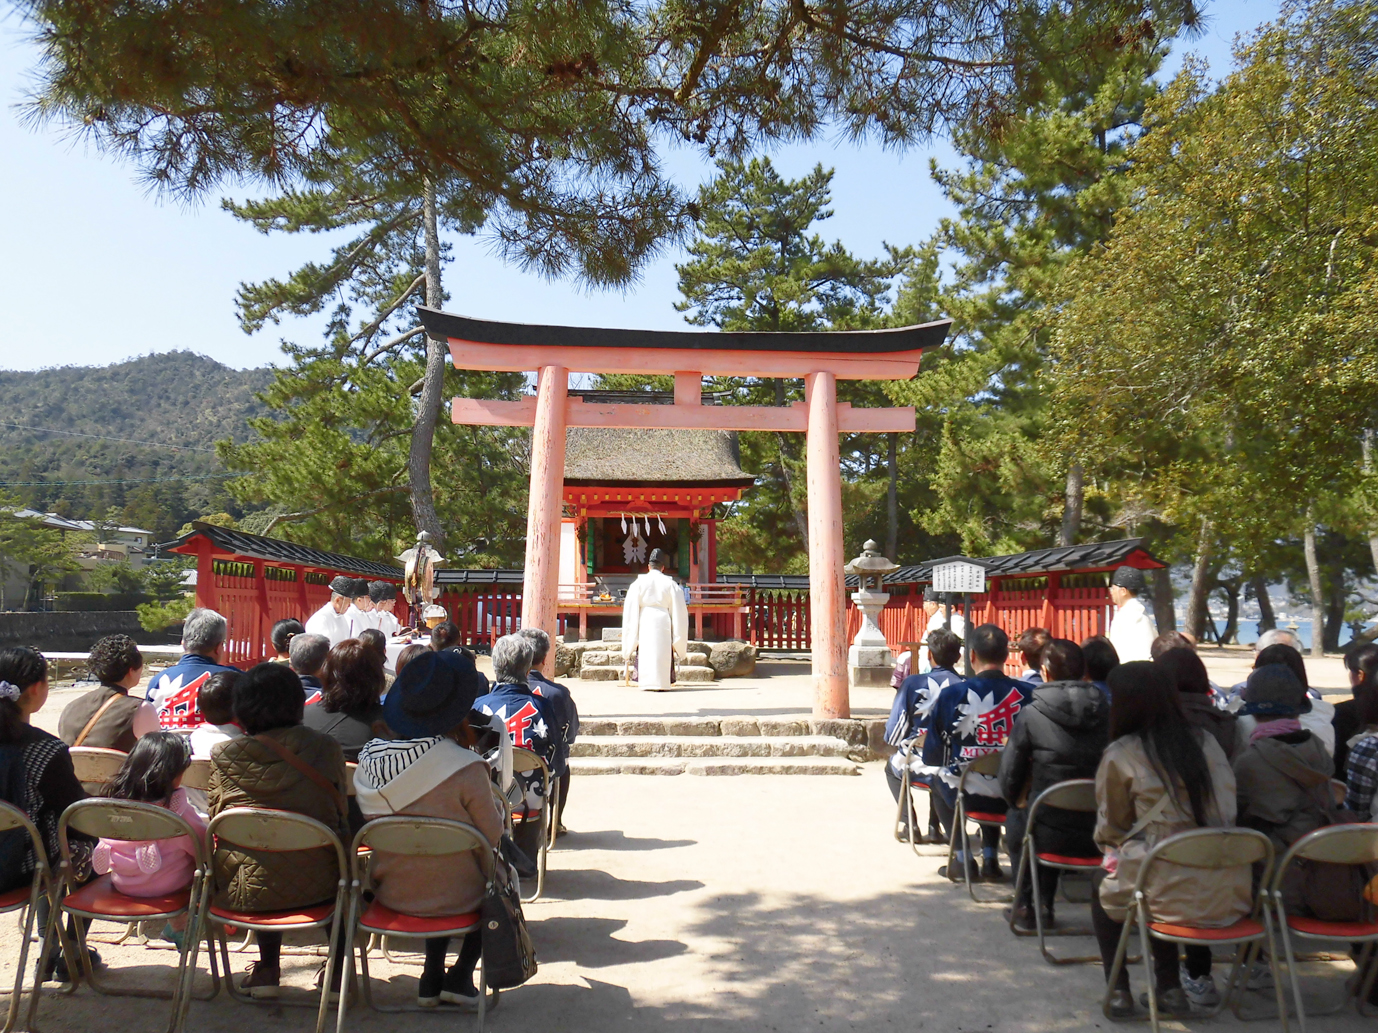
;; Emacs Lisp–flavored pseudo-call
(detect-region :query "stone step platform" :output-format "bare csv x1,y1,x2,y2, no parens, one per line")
581,715,885,742
571,734,852,759
568,756,860,776
578,661,716,683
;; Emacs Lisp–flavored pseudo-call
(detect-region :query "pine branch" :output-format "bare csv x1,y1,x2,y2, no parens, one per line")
360,325,426,365
350,272,427,348
262,486,408,536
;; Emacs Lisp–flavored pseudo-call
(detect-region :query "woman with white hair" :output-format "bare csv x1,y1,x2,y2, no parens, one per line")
475,635,559,863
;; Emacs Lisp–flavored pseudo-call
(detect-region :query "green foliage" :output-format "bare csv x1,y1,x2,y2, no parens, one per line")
85,559,144,596
0,353,270,537
137,594,194,634
139,557,195,604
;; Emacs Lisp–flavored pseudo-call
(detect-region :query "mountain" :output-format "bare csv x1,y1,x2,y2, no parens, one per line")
0,352,272,539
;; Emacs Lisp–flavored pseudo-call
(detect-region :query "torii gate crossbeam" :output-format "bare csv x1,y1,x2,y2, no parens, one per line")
417,308,951,719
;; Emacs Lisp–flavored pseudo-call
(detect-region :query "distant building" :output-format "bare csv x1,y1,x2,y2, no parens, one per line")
1,510,154,611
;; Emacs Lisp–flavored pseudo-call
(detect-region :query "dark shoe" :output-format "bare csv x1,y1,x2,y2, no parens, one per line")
439,967,480,1009
239,960,281,1000
42,946,100,984
1107,988,1135,1019
314,960,349,1004
418,970,443,1008
981,857,1004,882
1006,905,1036,932
555,823,569,838
937,856,979,883
1139,988,1192,1016
1041,907,1056,930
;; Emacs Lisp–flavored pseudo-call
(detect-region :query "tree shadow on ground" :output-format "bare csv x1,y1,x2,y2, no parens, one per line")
544,868,704,901
559,829,696,852
526,915,687,968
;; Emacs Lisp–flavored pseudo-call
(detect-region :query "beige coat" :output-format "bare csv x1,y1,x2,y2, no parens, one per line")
1095,730,1252,925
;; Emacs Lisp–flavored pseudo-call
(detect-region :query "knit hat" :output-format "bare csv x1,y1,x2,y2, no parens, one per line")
1111,566,1146,593
328,575,354,596
349,578,372,599
1241,663,1309,718
367,581,394,604
383,649,488,739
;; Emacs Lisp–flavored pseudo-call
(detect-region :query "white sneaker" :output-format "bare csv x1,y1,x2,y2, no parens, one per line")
1245,963,1275,992
1179,967,1220,1007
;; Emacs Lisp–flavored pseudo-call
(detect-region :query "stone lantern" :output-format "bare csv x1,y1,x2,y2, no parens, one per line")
845,540,901,687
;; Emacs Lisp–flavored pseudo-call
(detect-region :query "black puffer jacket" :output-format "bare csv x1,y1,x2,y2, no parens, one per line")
998,680,1109,831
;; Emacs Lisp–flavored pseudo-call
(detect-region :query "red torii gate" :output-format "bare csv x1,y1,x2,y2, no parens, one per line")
416,309,951,719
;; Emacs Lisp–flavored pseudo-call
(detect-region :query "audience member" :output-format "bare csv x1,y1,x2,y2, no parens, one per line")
923,624,1031,882
430,622,462,652
1092,662,1248,1017
289,633,330,700
1344,685,1378,820
1225,629,1306,701
93,732,206,948
1149,631,1194,659
998,639,1107,930
304,639,386,762
519,628,580,836
59,635,156,754
1107,567,1155,663
147,609,239,730
269,619,304,662
885,627,962,843
1016,628,1051,684
0,647,92,983
1335,643,1378,778
190,672,242,760
1155,647,1238,762
394,643,429,676
476,635,559,863
208,663,349,999
1234,643,1335,756
355,649,504,1007
1233,666,1331,862
358,628,388,666
1081,636,1120,698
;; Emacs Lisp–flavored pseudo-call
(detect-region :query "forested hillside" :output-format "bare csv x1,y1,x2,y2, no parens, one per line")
0,353,271,539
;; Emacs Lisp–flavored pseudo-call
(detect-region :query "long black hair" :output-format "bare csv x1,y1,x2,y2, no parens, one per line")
0,647,47,745
105,732,191,804
1351,643,1378,728
1107,661,1213,827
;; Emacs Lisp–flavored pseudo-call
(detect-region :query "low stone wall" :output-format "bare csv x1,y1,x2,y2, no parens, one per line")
0,611,178,652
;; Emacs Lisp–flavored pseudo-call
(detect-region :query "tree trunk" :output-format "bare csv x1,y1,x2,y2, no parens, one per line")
1303,511,1325,658
1219,581,1240,645
407,178,447,550
1250,575,1277,633
1323,569,1347,652
1152,568,1176,635
885,432,898,561
1059,462,1084,547
1184,517,1214,640
1364,429,1378,577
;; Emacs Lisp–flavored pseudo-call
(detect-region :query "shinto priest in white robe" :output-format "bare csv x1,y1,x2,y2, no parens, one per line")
621,553,688,691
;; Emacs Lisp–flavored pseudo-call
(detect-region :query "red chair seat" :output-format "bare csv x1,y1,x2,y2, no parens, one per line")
0,883,33,911
1149,918,1264,941
1288,916,1378,938
966,811,1006,824
358,900,481,936
1037,852,1102,868
210,901,335,926
65,874,189,918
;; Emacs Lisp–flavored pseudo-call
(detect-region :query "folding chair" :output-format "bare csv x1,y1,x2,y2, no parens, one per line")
336,816,496,1032
204,807,349,1033
1270,824,1378,1031
0,801,53,1033
509,748,556,903
181,760,212,792
1008,779,1102,963
893,737,943,853
69,747,127,789
28,798,214,1033
1102,827,1288,1032
944,751,1010,903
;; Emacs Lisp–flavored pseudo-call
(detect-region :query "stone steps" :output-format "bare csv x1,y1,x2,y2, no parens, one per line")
568,756,860,776
571,734,853,759
578,661,716,683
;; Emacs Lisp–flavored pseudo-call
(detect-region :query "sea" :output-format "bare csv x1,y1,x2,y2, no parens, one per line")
1208,618,1367,649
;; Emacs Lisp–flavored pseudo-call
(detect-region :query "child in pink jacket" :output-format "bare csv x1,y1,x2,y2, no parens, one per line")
92,732,206,946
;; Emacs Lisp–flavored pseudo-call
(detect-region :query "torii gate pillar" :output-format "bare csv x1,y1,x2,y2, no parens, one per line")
805,372,848,718
524,365,568,677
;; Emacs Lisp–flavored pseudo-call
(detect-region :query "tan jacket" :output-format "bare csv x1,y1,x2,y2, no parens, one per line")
207,725,349,913
1095,730,1252,925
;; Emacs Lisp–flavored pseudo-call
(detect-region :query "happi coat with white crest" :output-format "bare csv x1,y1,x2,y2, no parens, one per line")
621,567,689,690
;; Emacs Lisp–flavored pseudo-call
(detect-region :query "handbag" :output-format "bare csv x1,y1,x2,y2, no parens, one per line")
480,850,538,989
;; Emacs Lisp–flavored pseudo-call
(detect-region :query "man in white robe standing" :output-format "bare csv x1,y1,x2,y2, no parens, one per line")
622,549,688,691
368,581,401,637
1107,565,1156,663
306,575,354,646
344,578,376,636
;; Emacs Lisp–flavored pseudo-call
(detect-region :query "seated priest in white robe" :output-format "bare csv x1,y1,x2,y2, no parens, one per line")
622,549,689,691
306,575,354,646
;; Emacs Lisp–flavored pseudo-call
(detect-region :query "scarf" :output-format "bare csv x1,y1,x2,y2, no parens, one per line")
1250,717,1302,743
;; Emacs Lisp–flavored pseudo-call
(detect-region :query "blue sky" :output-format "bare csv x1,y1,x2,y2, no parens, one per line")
0,1,1278,373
